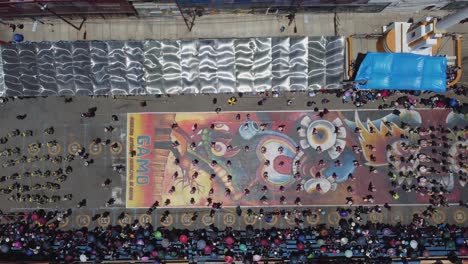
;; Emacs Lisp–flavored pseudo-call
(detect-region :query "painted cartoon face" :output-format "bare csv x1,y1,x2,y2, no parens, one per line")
256,136,297,186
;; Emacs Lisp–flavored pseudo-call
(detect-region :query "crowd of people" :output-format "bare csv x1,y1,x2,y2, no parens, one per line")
0,84,466,262
0,208,466,263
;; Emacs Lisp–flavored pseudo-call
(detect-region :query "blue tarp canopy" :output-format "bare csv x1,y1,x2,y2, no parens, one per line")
355,52,447,92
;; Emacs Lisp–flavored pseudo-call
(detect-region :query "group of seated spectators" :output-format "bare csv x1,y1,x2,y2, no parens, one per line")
0,210,466,263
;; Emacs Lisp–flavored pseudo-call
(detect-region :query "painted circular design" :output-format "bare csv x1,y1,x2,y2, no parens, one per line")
201,214,214,226
110,141,123,155
139,214,152,225
311,127,329,144
454,210,467,224
369,212,383,223
307,120,337,151
223,213,236,226
89,143,103,156
58,217,69,228
243,214,257,225
160,214,173,227
432,211,446,224
265,215,278,226
118,214,132,226
390,211,404,224
180,213,194,227
68,142,82,155
75,215,91,227
285,215,296,226
327,212,340,225
28,143,41,155
306,213,320,225
47,144,62,156
98,216,111,227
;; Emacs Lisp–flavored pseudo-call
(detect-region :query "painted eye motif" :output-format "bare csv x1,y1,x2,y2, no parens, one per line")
214,123,230,132
211,142,227,156
298,116,347,159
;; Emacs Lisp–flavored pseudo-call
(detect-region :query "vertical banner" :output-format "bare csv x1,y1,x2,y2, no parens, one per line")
126,113,156,208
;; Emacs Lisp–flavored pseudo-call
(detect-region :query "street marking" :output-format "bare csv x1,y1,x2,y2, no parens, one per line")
390,211,404,224
47,143,62,155
118,213,132,226
181,213,193,227
28,143,41,155
432,211,446,224
327,212,340,225
98,216,111,227
68,142,82,155
160,214,173,227
369,212,383,223
243,214,257,225
110,141,123,155
265,215,278,226
454,210,466,224
76,215,91,227
139,214,152,225
306,213,320,225
58,217,69,228
202,214,214,226
223,213,236,226
89,143,103,156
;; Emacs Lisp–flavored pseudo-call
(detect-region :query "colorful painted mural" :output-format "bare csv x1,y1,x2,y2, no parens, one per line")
126,109,467,208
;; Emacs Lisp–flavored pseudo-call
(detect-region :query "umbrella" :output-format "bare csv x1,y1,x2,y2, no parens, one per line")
224,256,234,263
154,231,162,239
297,243,305,250
274,238,281,245
344,250,353,258
340,237,349,245
410,240,418,249
13,242,22,248
456,237,465,245
253,254,262,261
31,213,39,221
316,239,325,247
179,234,188,244
357,236,367,246
387,248,396,256
141,256,149,261
87,234,95,243
225,236,234,245
151,250,158,257
298,234,305,242
80,254,87,262
197,240,206,250
382,228,392,236
204,246,212,254
161,239,170,248
459,246,468,256
320,229,329,236
239,244,247,251
146,244,154,252
25,249,33,256
0,244,9,253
